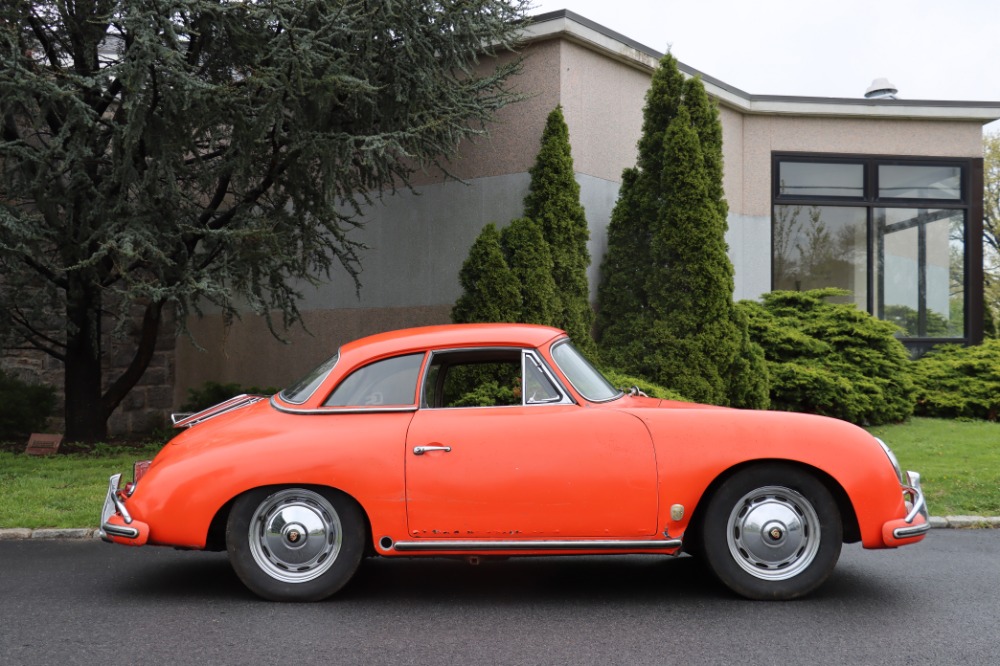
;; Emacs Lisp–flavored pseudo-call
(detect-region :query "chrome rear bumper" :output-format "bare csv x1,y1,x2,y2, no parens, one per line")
97,473,146,544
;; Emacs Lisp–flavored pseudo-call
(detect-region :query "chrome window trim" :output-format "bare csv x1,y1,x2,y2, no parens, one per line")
419,346,576,409
522,350,574,406
269,396,418,415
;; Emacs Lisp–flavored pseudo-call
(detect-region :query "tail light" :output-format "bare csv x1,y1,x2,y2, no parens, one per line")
125,460,152,496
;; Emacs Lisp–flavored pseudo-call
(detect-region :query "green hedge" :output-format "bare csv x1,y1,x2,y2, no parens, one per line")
912,340,1000,420
600,368,689,402
742,289,914,425
0,370,57,439
181,381,277,413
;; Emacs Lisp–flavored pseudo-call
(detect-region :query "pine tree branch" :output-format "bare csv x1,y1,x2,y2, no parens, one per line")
100,299,163,419
6,305,67,361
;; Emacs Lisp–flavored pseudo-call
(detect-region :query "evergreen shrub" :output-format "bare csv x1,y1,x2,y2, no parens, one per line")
181,381,278,413
912,340,1000,420
523,106,596,356
595,54,767,408
0,370,57,439
599,368,688,402
451,223,521,324
743,288,914,425
451,106,596,355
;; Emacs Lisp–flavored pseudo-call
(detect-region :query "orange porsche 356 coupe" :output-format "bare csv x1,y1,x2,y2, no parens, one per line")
100,323,928,601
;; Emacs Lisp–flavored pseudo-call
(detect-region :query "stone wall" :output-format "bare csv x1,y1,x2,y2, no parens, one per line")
1,306,177,438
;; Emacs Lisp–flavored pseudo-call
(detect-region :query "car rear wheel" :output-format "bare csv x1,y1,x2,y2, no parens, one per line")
701,464,842,600
226,486,365,601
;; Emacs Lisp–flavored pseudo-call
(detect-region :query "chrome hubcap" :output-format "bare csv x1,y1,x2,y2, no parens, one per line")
727,485,820,581
248,489,342,584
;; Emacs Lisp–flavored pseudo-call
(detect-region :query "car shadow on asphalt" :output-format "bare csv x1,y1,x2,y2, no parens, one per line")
109,549,897,606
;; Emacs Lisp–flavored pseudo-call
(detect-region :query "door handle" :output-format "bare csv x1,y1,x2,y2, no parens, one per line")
413,445,452,455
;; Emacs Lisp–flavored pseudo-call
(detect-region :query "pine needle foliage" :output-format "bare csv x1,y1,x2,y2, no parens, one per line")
742,289,915,425
595,53,767,408
523,106,595,354
452,224,521,324
500,218,559,327
0,0,529,440
912,340,1000,421
452,106,595,354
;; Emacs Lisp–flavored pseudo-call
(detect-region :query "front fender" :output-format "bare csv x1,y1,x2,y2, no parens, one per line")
635,408,908,548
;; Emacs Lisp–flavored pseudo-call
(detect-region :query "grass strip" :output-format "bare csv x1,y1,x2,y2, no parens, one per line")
0,444,162,530
868,417,1000,517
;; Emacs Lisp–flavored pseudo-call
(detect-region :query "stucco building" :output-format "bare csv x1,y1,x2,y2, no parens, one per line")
163,11,1000,422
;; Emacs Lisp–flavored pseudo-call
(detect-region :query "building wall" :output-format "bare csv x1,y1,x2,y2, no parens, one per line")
174,36,990,408
726,115,985,302
558,40,648,183
175,37,654,400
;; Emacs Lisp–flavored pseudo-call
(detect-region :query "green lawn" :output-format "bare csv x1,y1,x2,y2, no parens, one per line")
0,444,162,530
868,418,1000,517
0,417,997,529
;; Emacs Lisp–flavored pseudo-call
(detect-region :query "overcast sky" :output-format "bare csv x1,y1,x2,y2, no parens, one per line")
532,0,1000,108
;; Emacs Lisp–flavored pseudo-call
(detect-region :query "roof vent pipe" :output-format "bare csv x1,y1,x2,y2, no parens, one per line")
865,78,899,99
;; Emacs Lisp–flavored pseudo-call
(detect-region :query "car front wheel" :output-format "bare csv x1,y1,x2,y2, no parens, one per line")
701,464,842,600
226,486,365,601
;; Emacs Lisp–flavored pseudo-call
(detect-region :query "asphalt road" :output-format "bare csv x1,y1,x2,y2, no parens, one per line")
1,530,998,666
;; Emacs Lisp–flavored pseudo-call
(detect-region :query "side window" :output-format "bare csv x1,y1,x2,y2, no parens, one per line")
324,353,423,407
523,356,561,404
422,349,565,408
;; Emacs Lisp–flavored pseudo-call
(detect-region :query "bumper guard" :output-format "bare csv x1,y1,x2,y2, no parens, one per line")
887,471,931,542
97,473,149,545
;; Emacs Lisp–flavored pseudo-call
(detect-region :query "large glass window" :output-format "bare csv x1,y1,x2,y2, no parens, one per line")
772,155,974,345
876,208,965,337
878,165,961,200
773,205,868,308
778,161,865,198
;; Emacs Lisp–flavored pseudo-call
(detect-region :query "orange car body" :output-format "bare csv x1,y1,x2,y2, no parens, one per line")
100,324,927,596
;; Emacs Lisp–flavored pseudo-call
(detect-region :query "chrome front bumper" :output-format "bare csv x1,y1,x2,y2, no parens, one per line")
893,470,931,540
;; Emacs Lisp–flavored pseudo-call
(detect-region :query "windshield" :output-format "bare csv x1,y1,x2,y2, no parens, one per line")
549,341,622,402
279,353,339,404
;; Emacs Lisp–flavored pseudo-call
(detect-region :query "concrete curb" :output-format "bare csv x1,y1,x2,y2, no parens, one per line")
2,518,999,541
0,528,102,540
929,515,1000,528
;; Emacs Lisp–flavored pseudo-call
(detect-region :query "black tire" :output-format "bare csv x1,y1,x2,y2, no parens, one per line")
700,463,842,600
226,486,365,602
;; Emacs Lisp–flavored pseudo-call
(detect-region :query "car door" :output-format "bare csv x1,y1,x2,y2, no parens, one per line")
404,349,658,539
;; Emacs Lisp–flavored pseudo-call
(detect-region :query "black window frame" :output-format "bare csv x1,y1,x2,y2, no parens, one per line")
772,152,984,351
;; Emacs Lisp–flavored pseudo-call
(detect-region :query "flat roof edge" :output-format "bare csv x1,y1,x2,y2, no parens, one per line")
525,10,1000,123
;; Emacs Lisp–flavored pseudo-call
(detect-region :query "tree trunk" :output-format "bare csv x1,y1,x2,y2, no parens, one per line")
63,277,107,442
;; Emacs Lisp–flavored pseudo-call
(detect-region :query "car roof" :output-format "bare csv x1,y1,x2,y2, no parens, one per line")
339,323,567,359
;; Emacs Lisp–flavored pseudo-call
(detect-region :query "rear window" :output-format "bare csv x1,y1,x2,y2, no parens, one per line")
324,354,424,407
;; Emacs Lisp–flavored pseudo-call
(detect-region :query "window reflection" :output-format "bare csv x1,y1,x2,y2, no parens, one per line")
878,165,961,200
772,205,868,308
772,156,970,342
876,209,965,337
324,354,423,407
778,162,864,198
